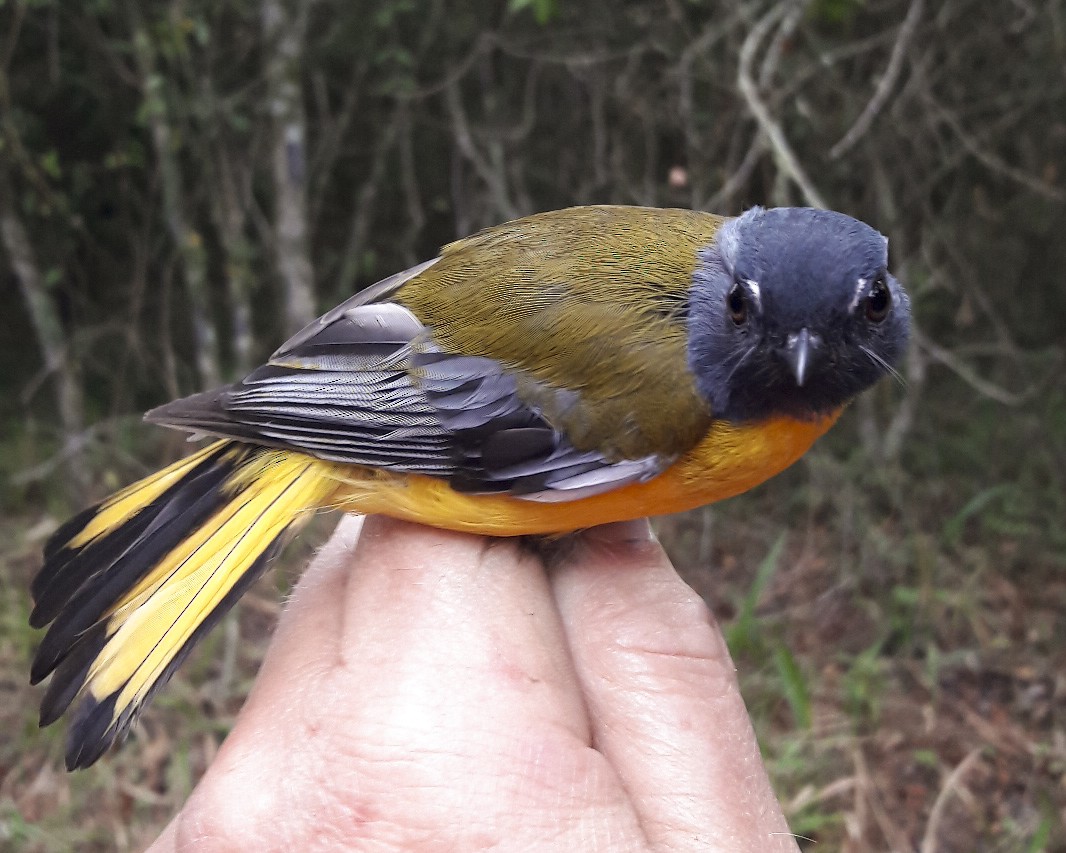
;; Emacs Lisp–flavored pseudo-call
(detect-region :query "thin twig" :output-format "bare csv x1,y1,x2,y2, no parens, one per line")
737,2,828,209
335,103,406,295
702,134,765,212
919,748,983,853
852,745,914,851
831,0,925,159
914,327,1037,406
924,92,1065,201
758,0,802,90
0,0,26,75
445,77,520,221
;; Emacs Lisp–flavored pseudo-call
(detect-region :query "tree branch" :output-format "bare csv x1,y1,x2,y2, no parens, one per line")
831,0,925,159
737,2,828,209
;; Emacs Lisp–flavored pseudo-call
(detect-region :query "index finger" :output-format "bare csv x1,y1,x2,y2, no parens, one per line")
550,521,799,852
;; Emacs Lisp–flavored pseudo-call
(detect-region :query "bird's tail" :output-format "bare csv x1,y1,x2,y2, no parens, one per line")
29,440,337,769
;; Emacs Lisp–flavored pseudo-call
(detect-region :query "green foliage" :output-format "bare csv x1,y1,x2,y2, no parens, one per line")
1025,815,1053,852
941,484,1017,548
840,640,886,725
374,0,419,28
723,538,815,731
808,0,865,26
726,534,786,657
508,0,560,25
772,644,813,730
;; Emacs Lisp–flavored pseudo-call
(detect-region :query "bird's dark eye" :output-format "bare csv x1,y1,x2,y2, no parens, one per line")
865,275,891,323
727,283,748,325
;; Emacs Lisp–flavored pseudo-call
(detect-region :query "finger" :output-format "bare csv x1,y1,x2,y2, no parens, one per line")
160,514,365,851
329,514,592,748
143,814,177,853
303,516,633,842
240,513,365,700
551,521,798,852
171,516,640,850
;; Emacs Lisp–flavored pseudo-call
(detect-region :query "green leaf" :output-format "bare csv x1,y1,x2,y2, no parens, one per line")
1025,815,1052,853
809,0,865,25
509,0,560,25
941,484,1015,546
39,149,61,179
773,643,812,729
374,0,417,28
726,534,786,656
841,640,886,724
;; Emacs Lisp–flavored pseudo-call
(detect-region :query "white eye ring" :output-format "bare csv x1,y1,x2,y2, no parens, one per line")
849,277,868,312
743,279,762,311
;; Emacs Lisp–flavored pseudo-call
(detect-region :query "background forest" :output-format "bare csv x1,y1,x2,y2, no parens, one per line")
1,0,1065,850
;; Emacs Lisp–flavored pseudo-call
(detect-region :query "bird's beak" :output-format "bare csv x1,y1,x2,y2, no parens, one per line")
780,328,821,387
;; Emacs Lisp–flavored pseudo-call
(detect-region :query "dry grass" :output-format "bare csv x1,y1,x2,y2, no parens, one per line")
662,449,1066,851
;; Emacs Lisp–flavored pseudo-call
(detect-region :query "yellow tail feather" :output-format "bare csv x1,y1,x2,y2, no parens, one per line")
31,442,337,769
89,452,330,712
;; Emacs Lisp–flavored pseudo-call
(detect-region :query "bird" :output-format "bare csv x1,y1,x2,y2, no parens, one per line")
29,204,910,769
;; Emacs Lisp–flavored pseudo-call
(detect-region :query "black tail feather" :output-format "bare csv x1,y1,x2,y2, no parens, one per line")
31,443,229,624
29,439,329,769
31,448,236,681
39,623,107,727
62,530,286,770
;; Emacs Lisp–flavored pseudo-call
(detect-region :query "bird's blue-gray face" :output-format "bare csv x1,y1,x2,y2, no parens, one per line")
687,206,911,423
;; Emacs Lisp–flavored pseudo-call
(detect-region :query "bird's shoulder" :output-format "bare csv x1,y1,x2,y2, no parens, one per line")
424,204,725,305
394,206,726,458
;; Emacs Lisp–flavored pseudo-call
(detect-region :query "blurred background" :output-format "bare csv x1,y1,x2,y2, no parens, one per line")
1,0,1064,850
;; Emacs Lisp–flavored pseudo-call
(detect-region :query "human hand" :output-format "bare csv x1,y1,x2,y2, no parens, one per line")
148,515,799,852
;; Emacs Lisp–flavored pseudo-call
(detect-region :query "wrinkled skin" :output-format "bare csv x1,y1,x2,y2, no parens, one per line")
148,517,799,853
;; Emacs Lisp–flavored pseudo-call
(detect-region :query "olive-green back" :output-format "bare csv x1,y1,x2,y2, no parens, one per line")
396,206,726,460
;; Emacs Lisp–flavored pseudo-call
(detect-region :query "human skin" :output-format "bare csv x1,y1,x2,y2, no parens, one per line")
147,515,800,852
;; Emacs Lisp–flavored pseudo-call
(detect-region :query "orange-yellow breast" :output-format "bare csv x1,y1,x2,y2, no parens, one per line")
325,412,840,535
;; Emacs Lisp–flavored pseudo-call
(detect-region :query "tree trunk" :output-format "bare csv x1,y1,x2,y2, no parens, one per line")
208,145,257,376
0,173,89,500
129,9,222,389
262,0,317,335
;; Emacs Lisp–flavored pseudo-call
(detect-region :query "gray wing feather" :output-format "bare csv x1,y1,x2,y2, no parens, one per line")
146,265,671,501
273,259,439,359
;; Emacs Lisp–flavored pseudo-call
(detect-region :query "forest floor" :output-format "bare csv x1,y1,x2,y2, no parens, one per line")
1,392,1064,852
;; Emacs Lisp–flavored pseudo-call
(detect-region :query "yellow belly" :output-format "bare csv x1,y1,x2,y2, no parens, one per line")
327,412,840,536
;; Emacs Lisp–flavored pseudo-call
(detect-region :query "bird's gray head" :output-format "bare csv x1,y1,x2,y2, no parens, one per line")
687,206,910,423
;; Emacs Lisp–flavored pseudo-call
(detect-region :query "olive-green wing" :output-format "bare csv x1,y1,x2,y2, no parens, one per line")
396,205,725,459
148,205,724,499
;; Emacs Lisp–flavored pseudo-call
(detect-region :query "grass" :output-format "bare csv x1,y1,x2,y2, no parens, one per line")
666,496,1065,851
658,384,1066,851
1,380,1064,851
